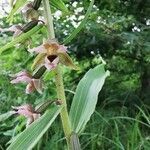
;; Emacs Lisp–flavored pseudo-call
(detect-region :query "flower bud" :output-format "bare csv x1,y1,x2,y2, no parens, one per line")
22,3,39,21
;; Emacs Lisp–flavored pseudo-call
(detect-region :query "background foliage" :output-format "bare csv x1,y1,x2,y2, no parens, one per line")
0,0,150,149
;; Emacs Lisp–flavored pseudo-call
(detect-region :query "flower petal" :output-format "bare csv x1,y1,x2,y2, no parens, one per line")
13,71,31,78
13,104,33,117
58,45,67,52
17,109,33,117
28,45,47,54
8,25,22,32
44,56,59,70
11,76,32,84
26,117,34,127
12,104,34,112
26,83,35,94
32,79,43,94
7,25,23,37
33,113,41,120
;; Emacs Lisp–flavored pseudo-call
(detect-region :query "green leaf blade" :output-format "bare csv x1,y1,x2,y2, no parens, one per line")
0,111,14,122
69,64,110,134
8,0,28,22
50,0,69,13
7,106,62,150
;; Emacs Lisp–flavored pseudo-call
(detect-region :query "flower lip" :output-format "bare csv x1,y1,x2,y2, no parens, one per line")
47,55,57,62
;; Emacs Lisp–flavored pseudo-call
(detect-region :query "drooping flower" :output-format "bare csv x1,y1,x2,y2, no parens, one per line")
12,104,40,127
28,39,78,71
0,25,23,37
11,100,62,127
10,71,42,94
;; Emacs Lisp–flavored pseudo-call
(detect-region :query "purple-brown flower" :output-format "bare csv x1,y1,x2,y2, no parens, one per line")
29,39,78,71
0,25,23,38
10,71,42,94
12,104,40,127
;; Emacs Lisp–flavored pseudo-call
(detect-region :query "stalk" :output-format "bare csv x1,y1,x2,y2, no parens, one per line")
43,0,72,148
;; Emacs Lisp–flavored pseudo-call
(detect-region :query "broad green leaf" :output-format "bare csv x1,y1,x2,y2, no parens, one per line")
0,111,15,122
69,64,110,134
0,25,43,54
63,0,94,45
50,0,69,13
7,106,61,150
8,0,27,22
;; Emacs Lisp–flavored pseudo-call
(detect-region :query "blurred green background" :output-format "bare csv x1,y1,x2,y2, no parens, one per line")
0,0,150,149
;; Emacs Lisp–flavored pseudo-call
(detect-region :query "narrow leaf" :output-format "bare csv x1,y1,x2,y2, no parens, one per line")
63,0,94,45
0,111,15,122
8,0,27,22
50,0,69,13
0,25,43,54
7,106,61,150
69,64,110,134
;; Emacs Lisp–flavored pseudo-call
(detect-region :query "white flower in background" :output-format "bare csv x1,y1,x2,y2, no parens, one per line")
146,19,150,25
74,7,84,15
72,1,78,8
54,10,62,20
78,15,84,21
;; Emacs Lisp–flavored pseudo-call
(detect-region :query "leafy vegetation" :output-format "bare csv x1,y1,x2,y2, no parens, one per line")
0,0,150,149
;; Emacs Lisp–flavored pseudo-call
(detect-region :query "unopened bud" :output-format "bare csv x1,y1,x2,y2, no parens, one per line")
22,3,39,21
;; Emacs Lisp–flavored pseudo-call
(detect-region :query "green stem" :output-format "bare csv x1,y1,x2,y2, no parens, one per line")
43,0,72,147
43,0,55,39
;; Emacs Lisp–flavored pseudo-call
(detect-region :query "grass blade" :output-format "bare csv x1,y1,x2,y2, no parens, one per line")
0,111,15,122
